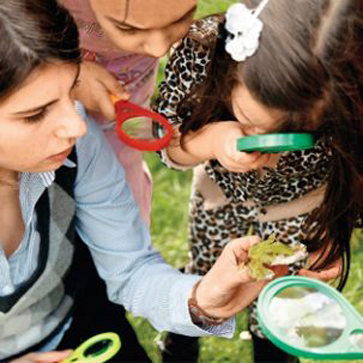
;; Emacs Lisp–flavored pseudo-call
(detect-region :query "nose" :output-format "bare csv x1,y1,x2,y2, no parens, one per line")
55,102,87,139
143,30,172,58
243,126,257,136
244,125,266,136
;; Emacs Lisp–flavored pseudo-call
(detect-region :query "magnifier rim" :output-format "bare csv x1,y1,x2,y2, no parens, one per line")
63,332,121,363
257,276,363,359
115,100,173,151
237,133,315,153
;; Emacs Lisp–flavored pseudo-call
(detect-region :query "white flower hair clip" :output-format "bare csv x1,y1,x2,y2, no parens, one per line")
225,0,270,62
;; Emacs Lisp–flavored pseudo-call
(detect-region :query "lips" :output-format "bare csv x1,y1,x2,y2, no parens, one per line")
48,146,73,161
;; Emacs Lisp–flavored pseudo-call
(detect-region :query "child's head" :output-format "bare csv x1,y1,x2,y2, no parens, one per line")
0,0,86,175
182,0,362,287
89,0,197,57
191,0,361,135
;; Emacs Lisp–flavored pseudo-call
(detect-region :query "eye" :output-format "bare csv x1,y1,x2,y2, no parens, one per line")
24,108,49,124
116,26,138,35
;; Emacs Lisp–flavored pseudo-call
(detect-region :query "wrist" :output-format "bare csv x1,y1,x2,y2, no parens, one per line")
183,124,217,162
188,281,227,326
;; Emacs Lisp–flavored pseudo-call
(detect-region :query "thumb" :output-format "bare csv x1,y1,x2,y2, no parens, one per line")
228,235,261,264
114,83,130,100
98,89,117,120
100,73,129,100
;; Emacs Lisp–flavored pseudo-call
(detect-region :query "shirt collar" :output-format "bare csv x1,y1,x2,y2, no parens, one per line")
38,157,77,188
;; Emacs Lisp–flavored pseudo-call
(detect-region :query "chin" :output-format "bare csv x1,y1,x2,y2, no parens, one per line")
27,161,64,173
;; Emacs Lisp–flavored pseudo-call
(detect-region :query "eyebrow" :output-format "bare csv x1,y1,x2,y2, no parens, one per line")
13,65,81,116
106,5,197,30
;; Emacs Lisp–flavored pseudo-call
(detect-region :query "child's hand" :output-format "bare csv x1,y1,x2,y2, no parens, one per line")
210,122,270,173
166,121,270,169
193,236,268,319
10,350,73,363
75,61,129,120
298,248,343,281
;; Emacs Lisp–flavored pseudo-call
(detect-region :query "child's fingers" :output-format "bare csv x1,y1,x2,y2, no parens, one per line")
222,152,270,172
249,153,271,169
235,150,270,165
234,150,262,163
99,74,129,100
298,265,341,281
85,61,129,99
96,85,118,120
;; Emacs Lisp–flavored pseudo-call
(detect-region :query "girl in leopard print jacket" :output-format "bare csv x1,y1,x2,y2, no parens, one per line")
154,1,363,362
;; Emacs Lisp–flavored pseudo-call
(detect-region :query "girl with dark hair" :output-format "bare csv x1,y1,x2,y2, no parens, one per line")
0,0,275,362
59,0,197,226
154,0,363,361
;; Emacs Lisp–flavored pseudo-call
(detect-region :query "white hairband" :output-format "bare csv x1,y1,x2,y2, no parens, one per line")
225,0,270,62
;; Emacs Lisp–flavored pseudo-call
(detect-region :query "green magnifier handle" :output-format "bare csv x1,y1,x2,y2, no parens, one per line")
237,133,315,153
60,332,121,363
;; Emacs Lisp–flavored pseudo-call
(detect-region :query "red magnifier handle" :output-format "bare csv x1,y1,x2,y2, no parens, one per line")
111,97,173,152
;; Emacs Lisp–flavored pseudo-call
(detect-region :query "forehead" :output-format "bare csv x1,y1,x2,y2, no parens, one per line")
91,0,196,28
0,63,76,112
233,84,284,125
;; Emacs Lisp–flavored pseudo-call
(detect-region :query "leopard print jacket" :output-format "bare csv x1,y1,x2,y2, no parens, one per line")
154,16,331,210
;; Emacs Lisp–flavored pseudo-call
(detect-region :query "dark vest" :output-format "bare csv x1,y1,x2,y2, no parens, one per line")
0,149,87,360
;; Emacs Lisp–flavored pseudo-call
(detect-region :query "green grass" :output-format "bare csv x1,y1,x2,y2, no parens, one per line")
195,0,236,18
127,2,363,362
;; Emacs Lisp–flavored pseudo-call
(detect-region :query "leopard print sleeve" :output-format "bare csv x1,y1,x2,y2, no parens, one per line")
153,17,219,169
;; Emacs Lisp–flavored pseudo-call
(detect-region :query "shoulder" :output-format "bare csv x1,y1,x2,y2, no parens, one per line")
154,16,223,122
171,15,221,61
188,15,223,47
162,15,222,89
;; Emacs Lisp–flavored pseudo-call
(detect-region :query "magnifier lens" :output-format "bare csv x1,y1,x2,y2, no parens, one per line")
121,116,166,140
84,339,113,357
270,286,346,348
350,331,363,349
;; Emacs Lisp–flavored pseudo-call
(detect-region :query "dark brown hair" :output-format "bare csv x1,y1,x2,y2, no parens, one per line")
180,0,363,289
0,0,80,101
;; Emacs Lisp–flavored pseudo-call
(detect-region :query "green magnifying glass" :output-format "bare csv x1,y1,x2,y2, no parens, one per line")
237,133,315,153
60,332,121,363
257,276,363,360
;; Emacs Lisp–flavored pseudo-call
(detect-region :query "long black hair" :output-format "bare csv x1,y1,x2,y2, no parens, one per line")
179,0,363,290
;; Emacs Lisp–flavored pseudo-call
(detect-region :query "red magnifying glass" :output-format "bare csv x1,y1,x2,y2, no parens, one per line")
111,96,173,152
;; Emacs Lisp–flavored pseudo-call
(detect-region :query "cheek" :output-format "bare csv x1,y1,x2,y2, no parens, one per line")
0,139,30,169
173,21,193,42
100,24,142,52
110,34,144,53
0,127,50,165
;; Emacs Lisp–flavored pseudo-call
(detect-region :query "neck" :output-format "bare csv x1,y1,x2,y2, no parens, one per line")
0,168,19,189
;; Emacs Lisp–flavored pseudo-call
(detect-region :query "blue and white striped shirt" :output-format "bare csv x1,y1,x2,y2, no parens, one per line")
0,106,234,353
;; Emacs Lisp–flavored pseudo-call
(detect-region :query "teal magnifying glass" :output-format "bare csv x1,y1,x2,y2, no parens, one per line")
237,133,315,153
60,332,121,363
257,276,363,360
